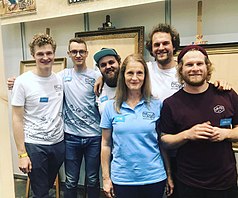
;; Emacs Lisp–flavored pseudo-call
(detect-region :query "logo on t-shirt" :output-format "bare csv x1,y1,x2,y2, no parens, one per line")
171,81,181,90
142,111,155,120
213,105,225,113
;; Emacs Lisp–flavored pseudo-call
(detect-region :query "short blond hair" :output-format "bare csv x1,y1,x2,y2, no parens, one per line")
29,33,56,56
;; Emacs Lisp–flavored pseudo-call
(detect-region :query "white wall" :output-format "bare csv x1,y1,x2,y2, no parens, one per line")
3,0,238,184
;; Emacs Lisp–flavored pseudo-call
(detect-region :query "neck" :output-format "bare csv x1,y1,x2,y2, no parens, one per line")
157,58,176,70
34,68,52,77
126,91,142,108
183,82,209,94
74,64,87,72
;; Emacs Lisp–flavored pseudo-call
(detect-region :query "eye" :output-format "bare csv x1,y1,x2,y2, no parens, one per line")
36,52,44,56
46,52,53,56
100,63,106,68
108,60,115,65
153,43,160,47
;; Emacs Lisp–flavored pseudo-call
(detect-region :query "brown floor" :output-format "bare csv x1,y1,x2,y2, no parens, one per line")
14,176,106,198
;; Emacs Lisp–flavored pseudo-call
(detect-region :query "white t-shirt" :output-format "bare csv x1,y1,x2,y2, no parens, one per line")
58,68,102,137
97,83,116,115
11,71,64,145
147,61,181,101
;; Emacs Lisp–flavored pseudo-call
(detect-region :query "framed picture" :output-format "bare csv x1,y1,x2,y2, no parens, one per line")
75,26,144,68
0,0,36,18
20,57,67,74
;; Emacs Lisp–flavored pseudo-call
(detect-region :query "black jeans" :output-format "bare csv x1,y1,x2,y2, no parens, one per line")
113,180,166,198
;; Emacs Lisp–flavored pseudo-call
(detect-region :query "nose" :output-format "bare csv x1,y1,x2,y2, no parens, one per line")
105,63,111,69
42,54,48,59
132,73,138,80
158,43,164,50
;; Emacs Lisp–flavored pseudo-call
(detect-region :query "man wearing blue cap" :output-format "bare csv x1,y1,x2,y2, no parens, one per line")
93,48,121,114
159,45,238,198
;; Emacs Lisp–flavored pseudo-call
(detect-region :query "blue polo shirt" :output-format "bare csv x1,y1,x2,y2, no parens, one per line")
100,98,167,185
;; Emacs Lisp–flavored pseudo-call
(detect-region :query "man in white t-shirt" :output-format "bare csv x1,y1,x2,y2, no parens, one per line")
11,33,65,198
93,48,121,114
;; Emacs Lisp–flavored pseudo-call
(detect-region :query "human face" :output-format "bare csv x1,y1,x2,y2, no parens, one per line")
33,44,55,75
98,56,120,87
152,32,174,67
181,50,208,87
124,60,145,92
68,42,88,68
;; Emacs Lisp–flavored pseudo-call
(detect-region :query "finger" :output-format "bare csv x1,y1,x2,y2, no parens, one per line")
213,81,218,87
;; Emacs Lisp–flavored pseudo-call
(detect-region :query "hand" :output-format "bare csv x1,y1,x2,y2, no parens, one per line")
94,76,104,97
7,76,16,90
213,80,231,91
185,121,215,141
18,157,32,174
209,127,229,142
165,175,174,196
103,178,115,198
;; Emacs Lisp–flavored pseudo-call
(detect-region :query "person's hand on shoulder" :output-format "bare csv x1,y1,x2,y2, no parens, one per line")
213,80,231,91
94,76,104,97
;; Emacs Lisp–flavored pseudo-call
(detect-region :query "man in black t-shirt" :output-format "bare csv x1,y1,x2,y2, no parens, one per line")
159,45,238,198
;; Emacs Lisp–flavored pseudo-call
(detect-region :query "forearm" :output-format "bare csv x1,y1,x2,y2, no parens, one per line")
161,130,189,149
226,126,238,141
160,145,171,176
12,107,26,154
101,145,112,180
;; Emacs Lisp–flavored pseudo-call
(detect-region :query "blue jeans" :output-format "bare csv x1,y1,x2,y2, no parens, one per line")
25,141,65,198
64,133,101,198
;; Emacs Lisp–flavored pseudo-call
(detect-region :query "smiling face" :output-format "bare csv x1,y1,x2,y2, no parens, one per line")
98,55,120,87
180,50,208,87
124,60,145,92
152,32,174,68
33,44,55,76
68,41,88,69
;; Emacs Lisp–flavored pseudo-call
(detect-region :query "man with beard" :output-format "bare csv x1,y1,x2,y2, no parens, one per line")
145,23,181,101
159,45,238,198
93,48,121,114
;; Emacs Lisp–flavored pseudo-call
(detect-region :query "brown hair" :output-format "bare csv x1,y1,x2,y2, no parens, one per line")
115,54,152,113
177,50,214,84
29,33,56,56
68,38,87,51
146,23,180,56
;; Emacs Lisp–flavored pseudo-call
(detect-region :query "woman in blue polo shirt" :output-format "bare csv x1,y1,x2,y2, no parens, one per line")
100,54,173,198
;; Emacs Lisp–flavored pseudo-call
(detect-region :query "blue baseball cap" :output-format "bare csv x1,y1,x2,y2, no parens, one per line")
93,48,118,64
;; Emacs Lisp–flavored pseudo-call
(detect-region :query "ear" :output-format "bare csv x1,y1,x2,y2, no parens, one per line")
67,51,70,56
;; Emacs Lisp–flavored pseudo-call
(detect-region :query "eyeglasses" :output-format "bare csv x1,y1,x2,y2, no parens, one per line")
70,50,87,56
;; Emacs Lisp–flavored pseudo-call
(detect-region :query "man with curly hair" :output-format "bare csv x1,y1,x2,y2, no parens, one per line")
11,33,65,197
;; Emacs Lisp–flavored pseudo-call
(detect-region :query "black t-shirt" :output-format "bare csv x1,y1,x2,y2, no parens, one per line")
159,83,238,190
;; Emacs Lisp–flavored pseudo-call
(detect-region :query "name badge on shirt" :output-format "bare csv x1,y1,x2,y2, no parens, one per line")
220,118,232,128
114,116,125,122
100,96,108,103
40,97,49,103
64,76,72,82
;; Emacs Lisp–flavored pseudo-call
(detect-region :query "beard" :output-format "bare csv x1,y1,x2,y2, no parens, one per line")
103,70,119,87
182,74,207,86
155,51,173,66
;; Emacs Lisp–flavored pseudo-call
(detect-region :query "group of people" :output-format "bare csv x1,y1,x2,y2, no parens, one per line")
8,23,238,198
